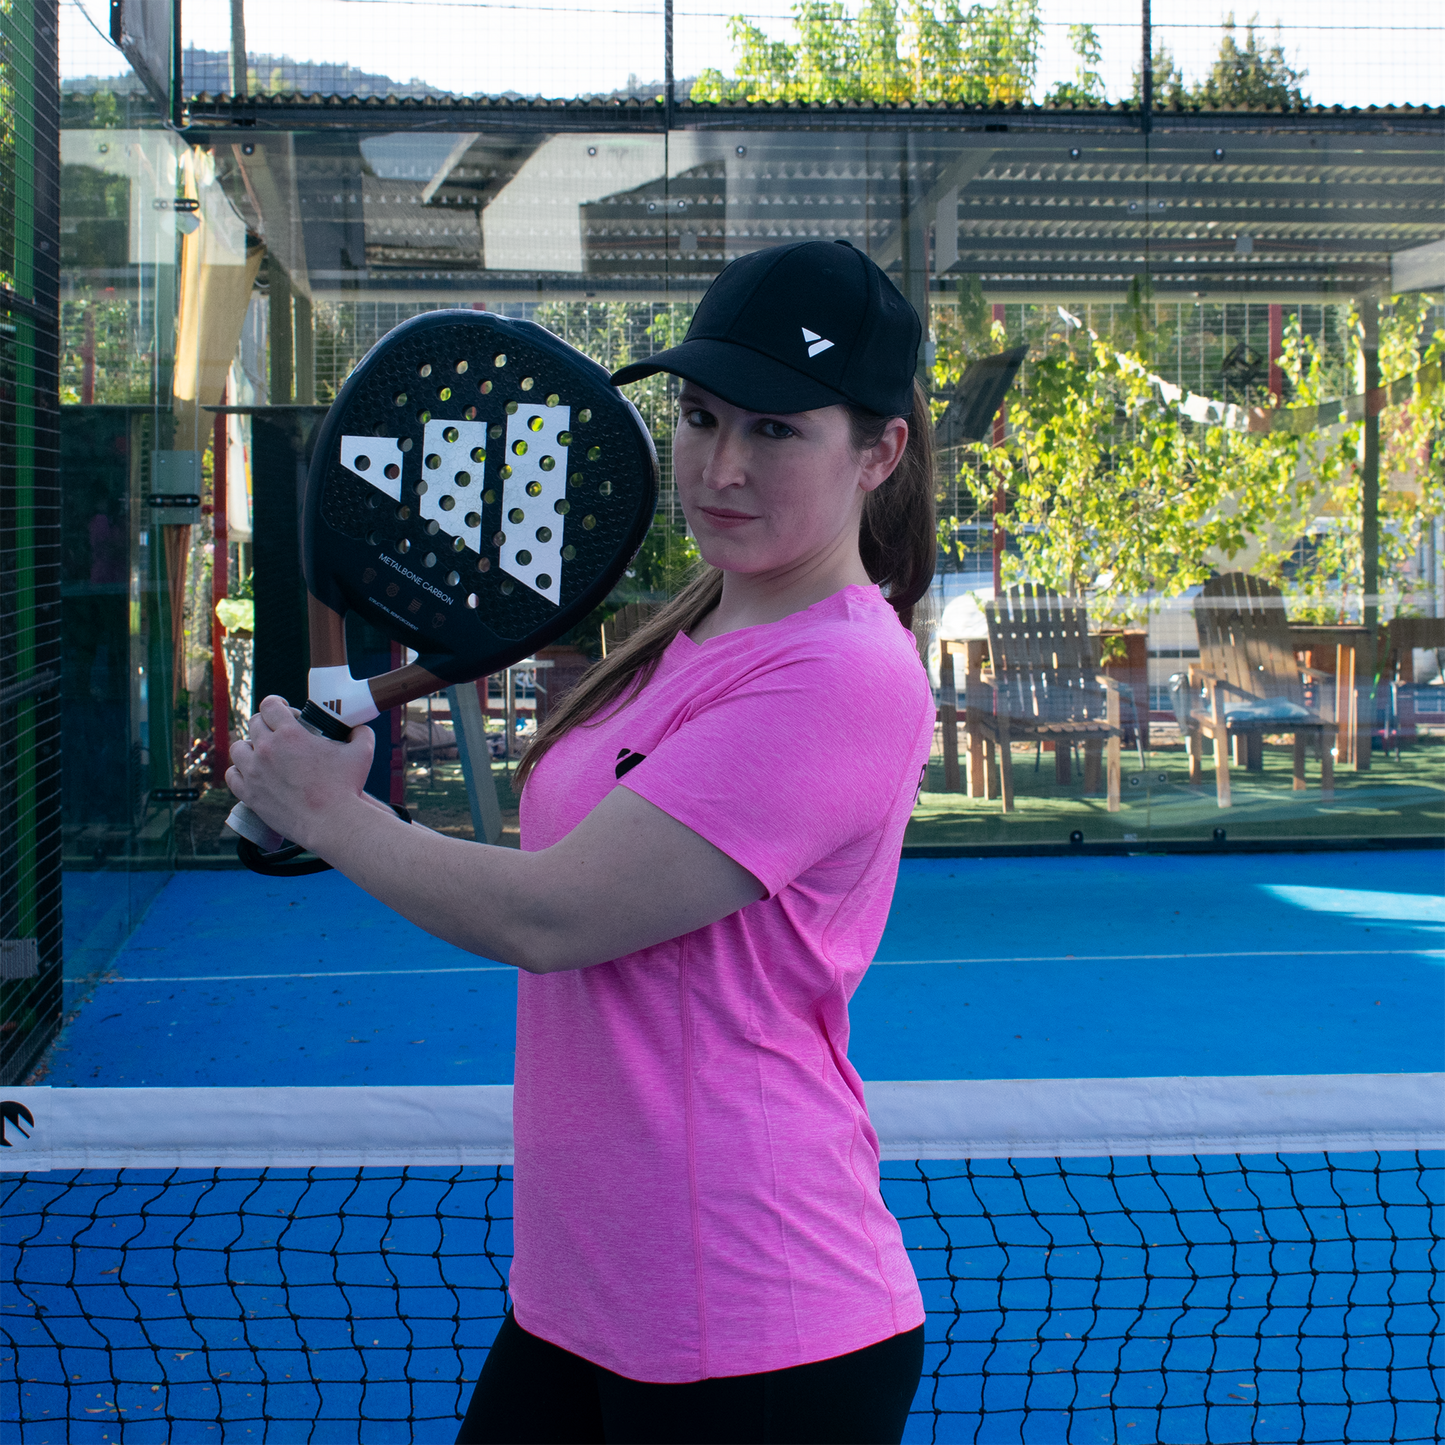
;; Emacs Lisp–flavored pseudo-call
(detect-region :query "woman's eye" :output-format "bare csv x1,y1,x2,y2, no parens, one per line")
682,408,713,427
759,420,795,439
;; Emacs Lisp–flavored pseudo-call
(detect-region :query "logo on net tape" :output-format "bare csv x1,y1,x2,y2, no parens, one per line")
1,1100,34,1147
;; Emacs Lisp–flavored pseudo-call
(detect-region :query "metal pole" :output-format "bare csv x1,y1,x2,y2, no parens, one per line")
172,0,184,129
991,303,1007,598
664,0,675,126
228,0,247,97
210,387,230,783
1360,302,1380,639
1140,0,1153,134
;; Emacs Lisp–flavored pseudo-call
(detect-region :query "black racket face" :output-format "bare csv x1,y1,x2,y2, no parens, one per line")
305,311,659,684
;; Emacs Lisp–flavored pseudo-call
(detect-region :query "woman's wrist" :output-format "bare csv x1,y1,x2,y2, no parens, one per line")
305,788,395,862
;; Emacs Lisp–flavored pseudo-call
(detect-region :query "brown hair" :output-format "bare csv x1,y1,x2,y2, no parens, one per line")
515,379,935,791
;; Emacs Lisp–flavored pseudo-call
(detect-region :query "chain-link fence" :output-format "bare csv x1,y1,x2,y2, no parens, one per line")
1,0,64,1085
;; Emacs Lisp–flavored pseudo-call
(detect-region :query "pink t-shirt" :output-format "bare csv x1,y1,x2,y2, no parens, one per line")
510,584,934,1383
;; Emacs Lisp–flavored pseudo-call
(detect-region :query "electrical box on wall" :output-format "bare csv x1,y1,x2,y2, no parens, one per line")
148,450,202,525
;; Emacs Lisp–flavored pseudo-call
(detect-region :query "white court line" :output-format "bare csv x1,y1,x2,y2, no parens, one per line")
871,948,1443,966
108,966,515,982
105,947,1443,983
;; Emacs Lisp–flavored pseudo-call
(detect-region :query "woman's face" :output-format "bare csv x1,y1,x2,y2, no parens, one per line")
672,384,906,579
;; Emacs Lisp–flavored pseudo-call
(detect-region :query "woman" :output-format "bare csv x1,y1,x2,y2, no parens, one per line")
227,238,938,1445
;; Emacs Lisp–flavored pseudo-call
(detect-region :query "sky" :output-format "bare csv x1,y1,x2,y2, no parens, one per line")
64,0,1443,108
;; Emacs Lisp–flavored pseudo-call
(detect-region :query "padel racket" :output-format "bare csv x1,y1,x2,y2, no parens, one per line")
227,310,658,874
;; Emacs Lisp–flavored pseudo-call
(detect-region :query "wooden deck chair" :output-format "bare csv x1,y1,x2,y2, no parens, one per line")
601,602,662,657
965,584,1123,812
1187,573,1335,807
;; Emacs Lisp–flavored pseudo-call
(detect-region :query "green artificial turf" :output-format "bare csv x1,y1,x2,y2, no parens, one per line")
907,734,1445,849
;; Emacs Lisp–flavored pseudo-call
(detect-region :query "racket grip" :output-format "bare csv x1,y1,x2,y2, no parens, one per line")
226,801,285,853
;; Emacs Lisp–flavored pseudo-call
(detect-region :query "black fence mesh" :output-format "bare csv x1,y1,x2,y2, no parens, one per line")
0,0,63,1087
3,1150,1440,1442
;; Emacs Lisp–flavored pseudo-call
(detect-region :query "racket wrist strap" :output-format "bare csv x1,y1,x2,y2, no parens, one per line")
307,666,380,728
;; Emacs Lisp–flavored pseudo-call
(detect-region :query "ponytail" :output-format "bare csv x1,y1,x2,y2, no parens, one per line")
515,382,936,791
852,378,936,632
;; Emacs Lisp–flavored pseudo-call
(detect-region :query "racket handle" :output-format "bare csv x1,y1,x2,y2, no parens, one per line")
226,801,284,854
226,701,351,864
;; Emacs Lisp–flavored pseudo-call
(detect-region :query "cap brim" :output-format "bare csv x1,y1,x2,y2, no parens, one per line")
611,338,850,414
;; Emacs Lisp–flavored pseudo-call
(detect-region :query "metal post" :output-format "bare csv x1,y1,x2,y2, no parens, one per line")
229,0,247,97
172,0,184,128
210,387,230,782
1140,0,1153,134
991,302,1007,598
664,0,675,125
1360,303,1380,638
294,292,315,405
268,261,292,403
447,683,503,844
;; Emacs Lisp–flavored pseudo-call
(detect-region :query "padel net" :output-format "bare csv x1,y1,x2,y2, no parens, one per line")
2,1073,1441,1443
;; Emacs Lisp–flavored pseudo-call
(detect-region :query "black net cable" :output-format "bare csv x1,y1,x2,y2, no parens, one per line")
3,1150,1440,1443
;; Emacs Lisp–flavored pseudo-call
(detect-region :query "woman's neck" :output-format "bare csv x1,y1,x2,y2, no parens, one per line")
689,541,873,644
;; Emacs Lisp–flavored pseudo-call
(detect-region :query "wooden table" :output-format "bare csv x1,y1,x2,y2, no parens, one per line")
1287,624,1374,770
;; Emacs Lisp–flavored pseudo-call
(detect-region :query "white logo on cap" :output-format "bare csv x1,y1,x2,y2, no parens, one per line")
801,327,834,359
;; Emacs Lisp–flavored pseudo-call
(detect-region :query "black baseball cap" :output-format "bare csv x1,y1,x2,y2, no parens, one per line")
611,239,921,417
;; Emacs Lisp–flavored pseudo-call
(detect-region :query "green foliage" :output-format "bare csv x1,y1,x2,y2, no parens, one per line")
1196,14,1307,109
1287,297,1445,620
929,291,1443,625
1044,24,1105,106
59,298,158,405
528,300,701,653
1133,14,1307,109
693,0,1041,106
1130,47,1188,107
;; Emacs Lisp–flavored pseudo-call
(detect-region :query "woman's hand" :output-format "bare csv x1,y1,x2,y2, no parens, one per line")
226,695,376,851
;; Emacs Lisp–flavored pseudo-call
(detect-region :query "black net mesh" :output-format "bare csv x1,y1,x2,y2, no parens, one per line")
0,0,64,1087
3,1150,1440,1442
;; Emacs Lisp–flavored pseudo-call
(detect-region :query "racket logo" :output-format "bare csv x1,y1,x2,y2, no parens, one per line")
1,1100,35,1147
500,403,570,605
339,408,573,608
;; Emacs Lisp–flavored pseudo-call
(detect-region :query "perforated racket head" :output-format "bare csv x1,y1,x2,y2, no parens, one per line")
305,311,659,685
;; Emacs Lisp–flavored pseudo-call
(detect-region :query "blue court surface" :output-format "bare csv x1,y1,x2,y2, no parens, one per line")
8,851,1443,1444
40,849,1445,1087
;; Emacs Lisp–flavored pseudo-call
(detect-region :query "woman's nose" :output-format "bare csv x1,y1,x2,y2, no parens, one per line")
702,427,747,490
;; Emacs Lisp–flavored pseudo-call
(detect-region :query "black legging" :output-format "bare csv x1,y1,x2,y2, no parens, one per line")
456,1312,924,1445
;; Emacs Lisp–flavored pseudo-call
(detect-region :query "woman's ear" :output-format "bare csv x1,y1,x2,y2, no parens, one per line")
858,417,909,493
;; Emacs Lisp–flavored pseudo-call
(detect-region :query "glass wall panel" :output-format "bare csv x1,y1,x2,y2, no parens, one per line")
54,0,1444,866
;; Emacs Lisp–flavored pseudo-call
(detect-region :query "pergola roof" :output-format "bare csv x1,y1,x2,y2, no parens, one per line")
185,98,1444,302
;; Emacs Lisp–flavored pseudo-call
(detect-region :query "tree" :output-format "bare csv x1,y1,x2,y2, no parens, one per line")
1045,24,1105,106
971,336,1312,621
692,0,1042,106
1129,46,1186,107
1195,14,1307,109
1131,14,1307,109
1285,297,1445,621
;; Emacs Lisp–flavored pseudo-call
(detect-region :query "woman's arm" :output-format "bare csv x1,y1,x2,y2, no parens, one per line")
227,696,764,974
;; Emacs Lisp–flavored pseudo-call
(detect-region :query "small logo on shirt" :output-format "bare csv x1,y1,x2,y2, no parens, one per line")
801,327,834,359
615,748,646,780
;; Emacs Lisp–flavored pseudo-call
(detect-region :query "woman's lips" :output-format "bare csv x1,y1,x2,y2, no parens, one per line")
698,506,758,529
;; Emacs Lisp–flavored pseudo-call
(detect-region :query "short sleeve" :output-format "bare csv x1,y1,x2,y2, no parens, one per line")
619,643,931,897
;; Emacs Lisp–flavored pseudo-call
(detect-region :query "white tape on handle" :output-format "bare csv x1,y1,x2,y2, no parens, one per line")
225,801,284,853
